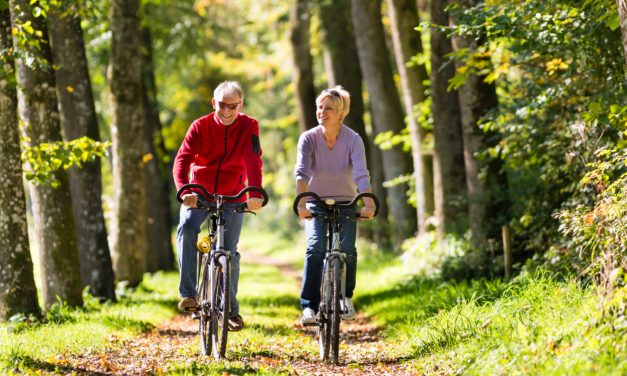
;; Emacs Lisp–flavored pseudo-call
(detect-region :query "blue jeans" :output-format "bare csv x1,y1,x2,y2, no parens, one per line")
300,202,357,311
177,202,244,317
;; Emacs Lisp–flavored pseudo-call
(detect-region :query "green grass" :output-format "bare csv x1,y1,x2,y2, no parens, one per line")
3,227,627,375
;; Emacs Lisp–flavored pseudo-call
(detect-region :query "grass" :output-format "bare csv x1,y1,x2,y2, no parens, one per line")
2,226,627,375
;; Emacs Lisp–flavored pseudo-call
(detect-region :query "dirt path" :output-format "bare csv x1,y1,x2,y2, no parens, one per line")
63,251,418,375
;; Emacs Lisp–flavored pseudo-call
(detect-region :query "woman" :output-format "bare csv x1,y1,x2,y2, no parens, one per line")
294,85,375,325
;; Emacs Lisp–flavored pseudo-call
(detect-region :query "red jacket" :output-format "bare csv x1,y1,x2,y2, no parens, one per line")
173,112,263,201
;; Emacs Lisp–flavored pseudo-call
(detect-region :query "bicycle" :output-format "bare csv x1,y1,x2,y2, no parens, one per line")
292,191,379,364
177,183,268,359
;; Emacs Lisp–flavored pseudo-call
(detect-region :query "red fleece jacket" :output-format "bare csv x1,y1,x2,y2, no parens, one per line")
173,112,263,201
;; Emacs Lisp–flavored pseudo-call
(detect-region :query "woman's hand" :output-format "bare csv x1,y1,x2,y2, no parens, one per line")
297,206,312,220
359,206,375,221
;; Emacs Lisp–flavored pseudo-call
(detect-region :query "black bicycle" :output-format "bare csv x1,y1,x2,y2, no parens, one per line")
177,183,268,359
292,191,379,364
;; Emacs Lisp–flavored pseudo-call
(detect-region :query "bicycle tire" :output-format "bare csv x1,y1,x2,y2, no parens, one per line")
330,257,342,364
318,265,331,361
211,255,230,359
198,254,211,355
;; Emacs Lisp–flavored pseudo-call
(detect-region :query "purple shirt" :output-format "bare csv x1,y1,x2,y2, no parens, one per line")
294,125,371,201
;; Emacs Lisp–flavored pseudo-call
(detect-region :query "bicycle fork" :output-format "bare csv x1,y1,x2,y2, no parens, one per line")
324,226,347,314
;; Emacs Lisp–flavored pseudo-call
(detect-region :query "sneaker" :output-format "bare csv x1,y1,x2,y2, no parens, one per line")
301,307,316,325
341,298,355,321
228,314,245,332
178,297,198,311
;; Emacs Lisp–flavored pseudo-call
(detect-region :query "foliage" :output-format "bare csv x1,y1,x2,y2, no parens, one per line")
442,0,626,271
21,136,109,187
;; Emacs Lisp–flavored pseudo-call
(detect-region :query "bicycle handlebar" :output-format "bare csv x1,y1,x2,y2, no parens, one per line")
176,183,269,209
292,191,380,218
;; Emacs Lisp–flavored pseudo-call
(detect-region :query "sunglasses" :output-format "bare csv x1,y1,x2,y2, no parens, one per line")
218,102,241,110
325,89,340,97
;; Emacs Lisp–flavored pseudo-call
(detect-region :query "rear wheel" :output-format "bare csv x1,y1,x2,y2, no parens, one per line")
197,255,211,355
329,258,342,364
211,254,230,359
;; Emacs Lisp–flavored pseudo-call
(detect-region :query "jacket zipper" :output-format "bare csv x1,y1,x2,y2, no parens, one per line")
214,125,228,193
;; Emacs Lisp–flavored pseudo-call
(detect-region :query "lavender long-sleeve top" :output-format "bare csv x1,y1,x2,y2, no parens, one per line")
294,124,371,201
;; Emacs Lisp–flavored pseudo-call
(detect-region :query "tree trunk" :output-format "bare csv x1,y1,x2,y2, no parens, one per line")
452,0,507,249
618,0,627,69
0,7,40,320
48,5,116,301
9,0,83,308
141,24,175,272
290,0,318,132
317,0,389,242
109,0,146,287
351,0,417,245
387,0,433,234
430,0,467,240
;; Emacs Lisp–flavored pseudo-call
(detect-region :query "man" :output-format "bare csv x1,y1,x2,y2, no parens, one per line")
173,81,263,332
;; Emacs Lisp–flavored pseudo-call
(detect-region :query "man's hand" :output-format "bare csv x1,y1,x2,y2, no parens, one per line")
182,193,199,208
247,197,263,211
297,206,312,220
359,206,375,221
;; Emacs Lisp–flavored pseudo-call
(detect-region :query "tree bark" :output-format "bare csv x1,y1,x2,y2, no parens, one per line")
451,0,507,249
387,0,433,234
48,5,116,301
109,0,146,287
618,0,627,70
290,0,318,132
430,0,467,240
0,7,40,320
9,0,83,308
317,0,389,242
141,24,175,272
351,0,417,244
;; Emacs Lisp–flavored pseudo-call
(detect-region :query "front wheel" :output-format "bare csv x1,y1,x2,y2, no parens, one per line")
211,255,230,359
197,254,211,355
329,258,342,364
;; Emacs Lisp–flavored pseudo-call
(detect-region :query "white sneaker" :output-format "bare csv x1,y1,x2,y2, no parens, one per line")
301,307,316,325
342,298,356,321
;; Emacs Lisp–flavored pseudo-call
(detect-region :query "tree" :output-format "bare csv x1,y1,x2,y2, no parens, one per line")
9,0,83,308
0,5,39,320
387,0,433,234
48,3,116,300
619,0,627,68
351,0,417,243
290,0,317,132
109,0,146,287
141,23,175,272
429,0,467,240
316,0,389,240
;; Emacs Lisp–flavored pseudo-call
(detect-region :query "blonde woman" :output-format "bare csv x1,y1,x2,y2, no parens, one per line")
294,86,375,324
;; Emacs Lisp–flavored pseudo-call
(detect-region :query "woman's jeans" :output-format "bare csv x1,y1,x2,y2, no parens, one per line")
177,202,243,317
300,202,357,311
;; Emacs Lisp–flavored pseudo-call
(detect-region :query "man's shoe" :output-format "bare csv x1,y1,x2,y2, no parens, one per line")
341,298,356,321
178,297,198,311
228,314,245,332
301,307,316,326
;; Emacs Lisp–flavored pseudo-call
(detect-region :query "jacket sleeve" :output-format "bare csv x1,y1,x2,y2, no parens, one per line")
173,120,202,194
243,119,263,198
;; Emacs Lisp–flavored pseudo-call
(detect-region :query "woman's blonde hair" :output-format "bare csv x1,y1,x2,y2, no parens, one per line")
316,85,350,122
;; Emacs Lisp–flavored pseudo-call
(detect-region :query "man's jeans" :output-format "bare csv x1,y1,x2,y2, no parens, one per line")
177,202,244,317
300,202,357,311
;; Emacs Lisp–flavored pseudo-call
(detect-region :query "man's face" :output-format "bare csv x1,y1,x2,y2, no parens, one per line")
212,93,242,126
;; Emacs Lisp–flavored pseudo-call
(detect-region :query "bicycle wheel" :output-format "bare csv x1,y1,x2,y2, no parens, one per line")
197,254,211,355
211,255,230,359
329,257,342,364
318,267,331,361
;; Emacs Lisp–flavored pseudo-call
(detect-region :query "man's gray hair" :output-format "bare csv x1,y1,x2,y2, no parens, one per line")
214,81,244,100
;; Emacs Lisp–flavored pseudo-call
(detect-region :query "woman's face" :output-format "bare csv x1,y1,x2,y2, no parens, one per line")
316,97,341,127
212,93,242,126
